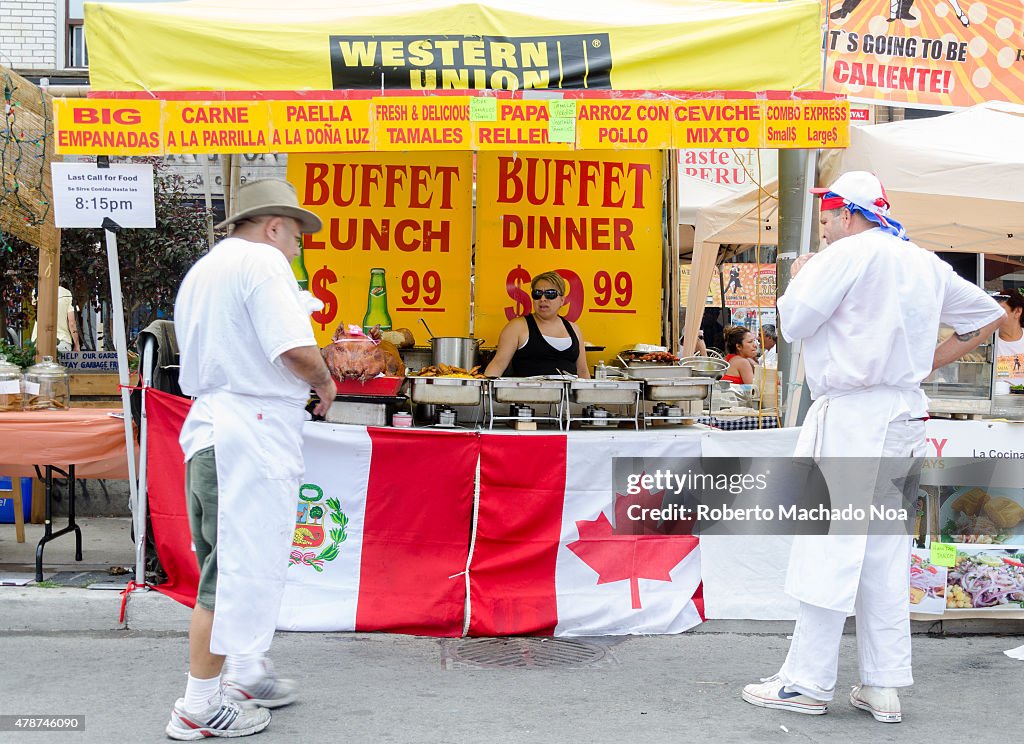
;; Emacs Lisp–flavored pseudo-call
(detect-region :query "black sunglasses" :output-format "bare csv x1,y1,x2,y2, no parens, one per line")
532,289,561,300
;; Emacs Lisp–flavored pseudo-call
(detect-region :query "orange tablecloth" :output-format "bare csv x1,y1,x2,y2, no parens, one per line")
0,409,134,479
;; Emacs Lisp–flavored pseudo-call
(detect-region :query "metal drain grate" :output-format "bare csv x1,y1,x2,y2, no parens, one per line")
445,638,607,668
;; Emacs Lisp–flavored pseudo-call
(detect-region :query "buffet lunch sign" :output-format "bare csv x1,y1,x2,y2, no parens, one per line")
53,95,850,155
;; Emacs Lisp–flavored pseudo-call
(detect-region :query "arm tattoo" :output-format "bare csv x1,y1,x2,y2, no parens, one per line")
955,329,981,342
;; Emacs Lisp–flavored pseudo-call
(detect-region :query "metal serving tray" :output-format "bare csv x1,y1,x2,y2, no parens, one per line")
491,378,566,403
623,365,693,381
571,379,642,405
409,376,485,406
643,378,714,401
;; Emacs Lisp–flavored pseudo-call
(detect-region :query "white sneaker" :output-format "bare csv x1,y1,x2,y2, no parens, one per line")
741,675,828,715
165,697,270,740
850,685,902,723
223,664,297,710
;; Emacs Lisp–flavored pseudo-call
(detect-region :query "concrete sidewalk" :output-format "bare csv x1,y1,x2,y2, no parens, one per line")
3,518,1024,638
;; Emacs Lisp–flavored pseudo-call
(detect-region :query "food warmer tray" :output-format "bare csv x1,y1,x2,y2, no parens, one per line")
643,378,714,401
570,379,642,405
409,376,485,406
491,378,566,403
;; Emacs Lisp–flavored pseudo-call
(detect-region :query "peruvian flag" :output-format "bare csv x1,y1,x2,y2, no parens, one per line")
469,432,704,637
144,389,474,637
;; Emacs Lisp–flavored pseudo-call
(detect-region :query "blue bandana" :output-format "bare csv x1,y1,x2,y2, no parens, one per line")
822,191,909,241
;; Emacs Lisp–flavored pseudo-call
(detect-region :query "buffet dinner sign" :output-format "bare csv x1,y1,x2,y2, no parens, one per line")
286,152,473,345
473,151,663,358
821,0,1024,108
52,96,850,155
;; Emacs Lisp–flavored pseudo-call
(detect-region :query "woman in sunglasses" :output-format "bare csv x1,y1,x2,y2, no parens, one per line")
484,271,591,378
992,289,1024,394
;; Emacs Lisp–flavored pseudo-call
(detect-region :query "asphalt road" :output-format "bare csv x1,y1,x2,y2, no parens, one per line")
1,629,1021,744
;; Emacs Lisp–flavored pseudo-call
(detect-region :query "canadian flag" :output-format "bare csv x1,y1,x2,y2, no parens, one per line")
144,390,474,637
469,432,704,636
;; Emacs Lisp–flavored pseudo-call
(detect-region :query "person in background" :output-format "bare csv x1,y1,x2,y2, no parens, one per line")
742,171,1004,724
484,271,590,378
701,307,725,353
720,325,758,384
30,285,80,353
760,324,778,368
992,288,1024,394
166,179,336,740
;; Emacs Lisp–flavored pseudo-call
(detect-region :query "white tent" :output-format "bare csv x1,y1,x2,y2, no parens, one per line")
681,101,1024,355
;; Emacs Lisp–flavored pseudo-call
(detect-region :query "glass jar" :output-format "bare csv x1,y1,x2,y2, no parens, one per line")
0,354,24,412
23,356,71,411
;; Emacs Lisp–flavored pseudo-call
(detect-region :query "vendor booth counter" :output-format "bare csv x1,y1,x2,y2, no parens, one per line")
142,390,1024,636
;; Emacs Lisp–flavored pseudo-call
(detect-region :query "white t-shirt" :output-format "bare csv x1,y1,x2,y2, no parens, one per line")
995,333,1024,394
174,237,317,458
31,286,76,348
778,228,1004,416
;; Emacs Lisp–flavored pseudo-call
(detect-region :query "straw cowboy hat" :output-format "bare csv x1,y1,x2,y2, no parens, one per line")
215,178,322,233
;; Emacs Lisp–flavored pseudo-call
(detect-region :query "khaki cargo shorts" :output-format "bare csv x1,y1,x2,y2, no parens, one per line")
185,446,219,611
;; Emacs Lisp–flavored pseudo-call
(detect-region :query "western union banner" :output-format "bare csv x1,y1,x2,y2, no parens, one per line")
822,0,1024,107
84,0,822,94
286,152,474,344
53,97,849,154
474,151,663,359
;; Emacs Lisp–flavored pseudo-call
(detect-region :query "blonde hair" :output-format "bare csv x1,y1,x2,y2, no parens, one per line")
531,271,566,296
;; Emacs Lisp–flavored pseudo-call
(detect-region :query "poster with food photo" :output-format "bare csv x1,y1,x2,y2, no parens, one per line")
909,550,947,615
938,487,1024,547
946,548,1024,611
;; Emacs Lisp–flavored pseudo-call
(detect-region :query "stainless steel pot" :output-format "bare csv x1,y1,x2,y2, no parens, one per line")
431,337,483,369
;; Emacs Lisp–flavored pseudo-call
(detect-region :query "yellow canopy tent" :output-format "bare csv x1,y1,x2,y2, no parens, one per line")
84,0,822,94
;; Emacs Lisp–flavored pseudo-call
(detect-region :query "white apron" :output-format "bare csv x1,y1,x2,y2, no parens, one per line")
206,391,306,656
785,387,919,613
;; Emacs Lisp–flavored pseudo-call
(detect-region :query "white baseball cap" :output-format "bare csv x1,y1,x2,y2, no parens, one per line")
810,171,891,216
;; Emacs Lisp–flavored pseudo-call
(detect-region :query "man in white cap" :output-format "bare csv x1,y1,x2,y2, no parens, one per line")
166,179,336,739
742,171,1004,723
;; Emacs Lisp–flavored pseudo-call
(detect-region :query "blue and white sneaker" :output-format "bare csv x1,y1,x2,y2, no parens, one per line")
165,697,270,740
742,675,828,715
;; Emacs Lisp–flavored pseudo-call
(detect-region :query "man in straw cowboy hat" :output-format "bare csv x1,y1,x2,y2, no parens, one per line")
166,179,336,739
741,171,1004,723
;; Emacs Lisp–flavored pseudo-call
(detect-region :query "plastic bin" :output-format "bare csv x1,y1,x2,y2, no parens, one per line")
0,476,33,523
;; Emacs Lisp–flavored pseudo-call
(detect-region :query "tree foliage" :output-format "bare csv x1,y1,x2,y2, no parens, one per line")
0,157,211,346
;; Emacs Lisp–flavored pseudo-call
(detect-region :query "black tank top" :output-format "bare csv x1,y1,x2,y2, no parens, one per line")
508,314,580,377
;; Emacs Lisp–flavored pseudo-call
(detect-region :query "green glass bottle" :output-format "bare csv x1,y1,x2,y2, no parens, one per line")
362,267,393,333
291,242,309,291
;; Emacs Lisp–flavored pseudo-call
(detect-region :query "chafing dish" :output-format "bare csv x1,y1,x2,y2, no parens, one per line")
409,376,485,406
570,379,643,405
490,378,566,403
643,378,714,401
622,365,693,381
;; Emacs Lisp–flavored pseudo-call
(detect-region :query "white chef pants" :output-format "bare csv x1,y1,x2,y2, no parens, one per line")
778,530,914,701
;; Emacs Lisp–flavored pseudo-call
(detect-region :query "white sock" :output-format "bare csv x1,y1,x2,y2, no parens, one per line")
183,673,222,712
224,653,266,685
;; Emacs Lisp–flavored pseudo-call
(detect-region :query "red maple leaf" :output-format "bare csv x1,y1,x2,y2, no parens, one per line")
567,512,698,610
611,479,695,536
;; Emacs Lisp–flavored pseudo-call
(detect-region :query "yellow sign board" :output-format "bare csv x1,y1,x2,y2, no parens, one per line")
474,150,663,359
53,97,849,155
287,152,474,345
371,97,472,151
52,98,163,155
267,100,373,152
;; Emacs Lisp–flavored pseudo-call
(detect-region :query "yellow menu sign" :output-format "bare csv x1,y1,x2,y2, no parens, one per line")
474,150,663,359
287,152,474,345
